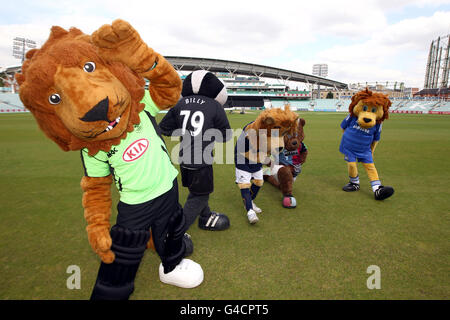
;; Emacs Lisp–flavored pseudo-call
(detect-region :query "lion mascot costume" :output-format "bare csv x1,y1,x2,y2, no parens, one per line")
264,117,308,208
234,106,298,224
16,19,204,300
339,88,394,200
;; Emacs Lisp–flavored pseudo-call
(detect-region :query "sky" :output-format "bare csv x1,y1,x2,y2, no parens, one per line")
1,0,450,89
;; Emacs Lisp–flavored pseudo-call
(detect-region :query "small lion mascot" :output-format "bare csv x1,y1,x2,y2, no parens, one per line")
16,19,204,300
264,117,308,208
339,88,394,200
234,106,298,224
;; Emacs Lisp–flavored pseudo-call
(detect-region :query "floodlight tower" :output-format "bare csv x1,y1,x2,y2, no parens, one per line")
7,37,36,92
424,34,450,89
312,64,328,99
13,37,37,63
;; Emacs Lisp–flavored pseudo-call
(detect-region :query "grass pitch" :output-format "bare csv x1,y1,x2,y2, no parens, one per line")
0,112,449,299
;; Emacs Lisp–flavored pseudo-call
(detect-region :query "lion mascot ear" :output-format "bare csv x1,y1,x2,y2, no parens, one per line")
299,118,306,127
25,49,39,59
15,72,25,86
15,49,39,86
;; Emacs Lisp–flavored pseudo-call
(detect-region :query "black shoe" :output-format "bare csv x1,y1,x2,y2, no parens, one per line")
198,211,230,231
183,233,193,257
343,182,360,192
374,185,394,200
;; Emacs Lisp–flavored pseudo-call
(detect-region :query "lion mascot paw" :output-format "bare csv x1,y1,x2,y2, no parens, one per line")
17,19,203,300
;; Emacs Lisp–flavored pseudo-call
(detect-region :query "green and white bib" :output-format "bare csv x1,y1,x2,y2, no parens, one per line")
81,90,178,205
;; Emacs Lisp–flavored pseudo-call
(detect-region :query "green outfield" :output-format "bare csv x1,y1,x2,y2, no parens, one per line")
0,112,449,299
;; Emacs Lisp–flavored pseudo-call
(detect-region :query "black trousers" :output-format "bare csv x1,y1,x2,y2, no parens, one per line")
181,165,214,229
115,178,185,269
184,193,211,229
91,179,186,300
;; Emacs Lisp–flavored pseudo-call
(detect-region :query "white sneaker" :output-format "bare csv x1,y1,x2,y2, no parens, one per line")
159,259,204,288
252,201,262,214
247,209,259,224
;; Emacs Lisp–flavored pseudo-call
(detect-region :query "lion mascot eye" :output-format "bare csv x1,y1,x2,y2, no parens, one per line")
48,93,61,105
83,62,96,73
363,105,368,111
371,107,377,113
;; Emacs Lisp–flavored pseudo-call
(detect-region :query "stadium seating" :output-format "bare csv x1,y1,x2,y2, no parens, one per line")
1,91,448,115
312,99,339,112
265,98,450,114
392,100,439,114
390,100,405,110
336,99,351,112
269,99,288,108
429,101,450,114
0,93,24,107
0,93,28,113
269,99,312,109
288,100,313,110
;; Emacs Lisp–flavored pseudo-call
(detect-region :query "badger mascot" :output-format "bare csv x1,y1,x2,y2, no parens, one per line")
159,70,232,237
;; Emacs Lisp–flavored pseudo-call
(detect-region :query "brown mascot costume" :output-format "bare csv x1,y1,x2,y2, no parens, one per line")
263,117,308,208
16,19,204,300
339,88,394,200
234,106,298,224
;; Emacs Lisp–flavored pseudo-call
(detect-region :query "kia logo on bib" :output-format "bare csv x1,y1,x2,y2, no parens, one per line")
123,139,149,162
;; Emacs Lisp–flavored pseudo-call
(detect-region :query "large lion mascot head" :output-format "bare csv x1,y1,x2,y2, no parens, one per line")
348,88,391,128
16,22,178,156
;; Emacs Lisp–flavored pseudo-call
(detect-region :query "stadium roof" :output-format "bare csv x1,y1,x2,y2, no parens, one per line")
166,56,348,89
1,65,21,75
3,57,348,89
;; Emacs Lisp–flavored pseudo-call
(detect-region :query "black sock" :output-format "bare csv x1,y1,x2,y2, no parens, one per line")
240,188,253,211
250,184,261,200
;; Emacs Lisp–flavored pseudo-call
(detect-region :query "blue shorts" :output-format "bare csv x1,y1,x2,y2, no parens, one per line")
344,153,373,163
340,145,373,163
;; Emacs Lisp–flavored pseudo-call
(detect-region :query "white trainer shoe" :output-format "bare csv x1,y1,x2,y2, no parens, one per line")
159,259,204,288
247,209,259,224
252,201,262,214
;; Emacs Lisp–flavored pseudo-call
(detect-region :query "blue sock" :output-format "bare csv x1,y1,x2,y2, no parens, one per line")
350,175,360,184
371,180,381,192
250,184,261,200
240,188,253,211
